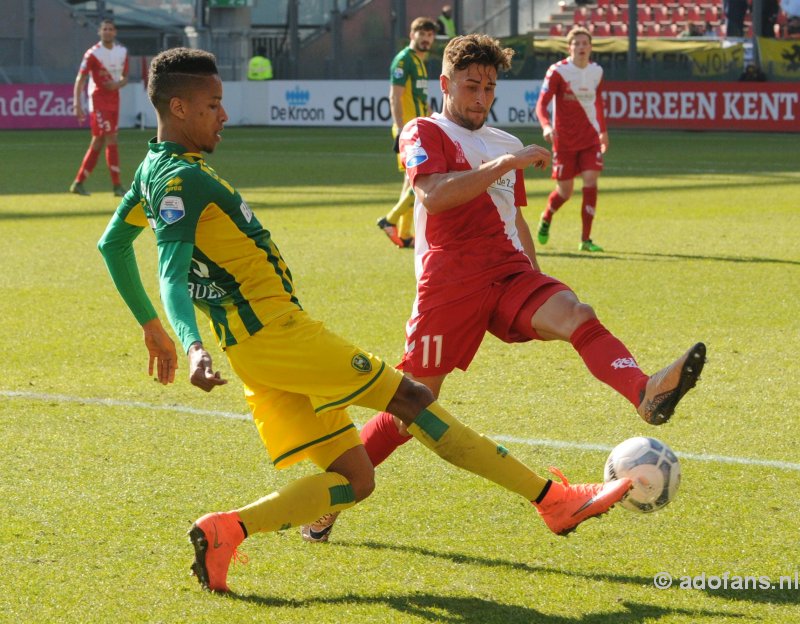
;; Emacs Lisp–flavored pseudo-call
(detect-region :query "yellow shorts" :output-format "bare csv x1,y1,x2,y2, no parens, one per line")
225,310,403,470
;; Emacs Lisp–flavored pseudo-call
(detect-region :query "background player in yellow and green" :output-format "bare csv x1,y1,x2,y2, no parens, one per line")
376,16,437,249
98,47,633,594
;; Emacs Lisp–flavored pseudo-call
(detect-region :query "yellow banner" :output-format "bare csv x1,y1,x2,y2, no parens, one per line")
757,37,800,79
687,45,745,76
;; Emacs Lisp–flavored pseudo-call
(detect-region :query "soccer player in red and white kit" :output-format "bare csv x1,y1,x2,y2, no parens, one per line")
535,26,607,252
70,19,128,197
301,33,706,543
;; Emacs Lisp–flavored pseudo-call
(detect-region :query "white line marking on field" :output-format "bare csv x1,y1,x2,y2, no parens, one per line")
493,435,800,472
0,390,250,422
4,390,799,472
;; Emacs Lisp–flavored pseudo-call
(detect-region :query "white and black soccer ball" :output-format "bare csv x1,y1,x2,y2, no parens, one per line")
604,437,681,513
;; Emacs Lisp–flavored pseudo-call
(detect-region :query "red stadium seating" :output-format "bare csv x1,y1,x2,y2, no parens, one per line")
543,1,734,39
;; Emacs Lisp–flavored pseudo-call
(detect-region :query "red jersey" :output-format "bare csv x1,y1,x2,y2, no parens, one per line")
400,113,533,312
536,58,606,153
79,42,128,112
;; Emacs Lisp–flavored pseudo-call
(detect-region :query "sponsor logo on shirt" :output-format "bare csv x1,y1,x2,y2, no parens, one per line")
240,201,253,223
159,196,185,224
453,141,467,165
404,143,428,168
393,67,405,80
165,176,183,192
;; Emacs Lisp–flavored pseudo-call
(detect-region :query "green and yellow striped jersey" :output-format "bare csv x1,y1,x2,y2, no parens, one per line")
117,139,301,349
390,46,429,124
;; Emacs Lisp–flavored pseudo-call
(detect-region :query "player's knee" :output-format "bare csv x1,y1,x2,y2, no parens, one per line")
350,469,376,502
574,302,597,325
387,377,435,425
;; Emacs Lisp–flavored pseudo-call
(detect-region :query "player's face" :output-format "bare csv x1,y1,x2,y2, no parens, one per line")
569,34,592,66
442,63,497,131
410,28,436,53
98,23,116,45
182,75,228,154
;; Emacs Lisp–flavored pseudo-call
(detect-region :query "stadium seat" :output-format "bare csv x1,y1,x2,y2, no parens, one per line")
594,23,612,36
574,7,589,23
613,22,629,36
549,23,565,36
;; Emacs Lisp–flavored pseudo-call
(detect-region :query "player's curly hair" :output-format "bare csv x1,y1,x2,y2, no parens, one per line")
147,47,218,114
441,34,514,78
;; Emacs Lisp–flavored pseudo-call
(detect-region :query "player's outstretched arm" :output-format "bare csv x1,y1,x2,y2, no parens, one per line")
416,144,550,215
187,342,227,393
143,318,178,385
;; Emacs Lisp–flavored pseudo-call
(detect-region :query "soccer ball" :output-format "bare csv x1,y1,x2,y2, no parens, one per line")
604,437,681,513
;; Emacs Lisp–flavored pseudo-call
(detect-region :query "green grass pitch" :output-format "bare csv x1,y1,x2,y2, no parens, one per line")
1,126,798,623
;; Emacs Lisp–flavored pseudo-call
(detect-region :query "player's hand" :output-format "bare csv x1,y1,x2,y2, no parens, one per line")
542,125,555,144
74,104,85,123
142,318,178,385
187,342,228,393
517,144,551,171
600,132,609,154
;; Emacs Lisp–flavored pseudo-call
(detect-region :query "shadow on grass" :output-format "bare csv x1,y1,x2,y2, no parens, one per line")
341,540,797,607
229,593,731,623
539,250,800,267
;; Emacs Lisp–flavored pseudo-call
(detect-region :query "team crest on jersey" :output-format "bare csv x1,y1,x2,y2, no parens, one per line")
240,201,253,223
159,196,185,224
393,67,405,80
404,143,428,169
351,353,372,373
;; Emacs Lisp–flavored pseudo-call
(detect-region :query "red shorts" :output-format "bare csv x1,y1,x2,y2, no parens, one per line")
90,108,119,137
399,271,570,376
552,144,603,180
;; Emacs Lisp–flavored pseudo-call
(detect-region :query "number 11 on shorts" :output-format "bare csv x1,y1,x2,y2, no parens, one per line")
420,334,443,368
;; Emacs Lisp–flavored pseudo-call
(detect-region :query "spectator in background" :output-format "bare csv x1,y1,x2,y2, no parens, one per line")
248,47,273,80
70,18,128,197
724,0,748,37
437,5,457,38
786,0,800,35
740,62,767,80
760,0,781,36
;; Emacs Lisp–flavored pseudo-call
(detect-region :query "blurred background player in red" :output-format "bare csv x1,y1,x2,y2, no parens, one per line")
70,18,128,197
535,26,607,252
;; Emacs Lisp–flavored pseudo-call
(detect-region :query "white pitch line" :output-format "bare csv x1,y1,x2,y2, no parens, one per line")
0,390,250,422
3,390,799,472
492,435,800,473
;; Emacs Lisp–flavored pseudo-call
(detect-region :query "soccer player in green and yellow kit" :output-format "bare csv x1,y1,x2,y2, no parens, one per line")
97,47,631,594
376,16,437,248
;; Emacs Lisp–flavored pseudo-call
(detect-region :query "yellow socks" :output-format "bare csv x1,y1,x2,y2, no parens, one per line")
407,402,548,501
386,186,415,225
396,211,414,240
236,472,356,534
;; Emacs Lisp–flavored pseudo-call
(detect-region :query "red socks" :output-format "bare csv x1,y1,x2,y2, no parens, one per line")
76,147,100,183
106,144,121,185
570,318,648,407
360,411,412,467
581,186,598,241
542,189,567,222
